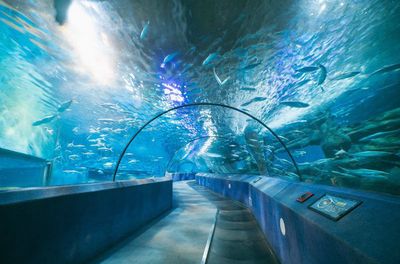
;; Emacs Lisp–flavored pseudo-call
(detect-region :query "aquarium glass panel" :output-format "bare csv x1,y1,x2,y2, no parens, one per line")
0,0,399,195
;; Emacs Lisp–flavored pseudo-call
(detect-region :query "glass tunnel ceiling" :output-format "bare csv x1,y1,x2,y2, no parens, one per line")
0,0,400,195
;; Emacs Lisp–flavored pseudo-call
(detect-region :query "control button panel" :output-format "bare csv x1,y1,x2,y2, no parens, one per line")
296,192,313,203
309,194,361,221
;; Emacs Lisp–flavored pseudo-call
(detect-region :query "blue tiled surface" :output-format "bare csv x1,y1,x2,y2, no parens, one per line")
0,178,173,264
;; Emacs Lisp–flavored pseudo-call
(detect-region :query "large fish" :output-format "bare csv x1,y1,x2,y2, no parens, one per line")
352,151,393,158
280,101,309,108
339,167,389,179
317,64,327,86
32,114,58,126
295,66,319,73
213,67,230,86
241,97,267,107
370,63,400,76
359,129,400,142
332,71,361,80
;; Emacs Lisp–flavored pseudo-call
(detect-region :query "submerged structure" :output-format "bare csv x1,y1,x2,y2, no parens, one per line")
0,0,399,263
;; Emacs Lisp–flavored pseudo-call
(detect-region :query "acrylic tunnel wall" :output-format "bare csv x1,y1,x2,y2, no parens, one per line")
1,0,400,196
0,1,400,263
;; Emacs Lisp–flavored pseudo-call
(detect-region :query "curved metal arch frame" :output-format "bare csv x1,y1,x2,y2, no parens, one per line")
112,102,301,181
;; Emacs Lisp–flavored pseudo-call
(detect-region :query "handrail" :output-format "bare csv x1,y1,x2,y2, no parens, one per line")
112,102,301,181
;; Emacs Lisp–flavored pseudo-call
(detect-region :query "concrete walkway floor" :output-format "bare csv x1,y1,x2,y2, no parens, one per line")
92,181,278,264
92,181,217,263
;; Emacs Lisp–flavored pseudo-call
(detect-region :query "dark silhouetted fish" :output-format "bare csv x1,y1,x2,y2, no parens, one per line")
54,0,72,25
241,97,267,107
294,79,311,88
57,100,73,113
280,101,309,108
370,63,400,76
295,66,319,73
332,71,361,80
317,64,327,85
242,62,262,71
32,114,58,126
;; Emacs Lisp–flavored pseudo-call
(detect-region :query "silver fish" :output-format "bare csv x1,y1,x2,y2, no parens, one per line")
163,52,179,64
213,67,230,86
352,151,393,158
339,167,389,179
140,21,150,40
359,129,400,142
202,52,218,66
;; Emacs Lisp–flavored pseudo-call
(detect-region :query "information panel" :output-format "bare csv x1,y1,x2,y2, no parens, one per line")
309,194,361,221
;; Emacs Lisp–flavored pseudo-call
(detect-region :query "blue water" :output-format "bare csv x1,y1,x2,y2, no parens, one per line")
0,0,399,195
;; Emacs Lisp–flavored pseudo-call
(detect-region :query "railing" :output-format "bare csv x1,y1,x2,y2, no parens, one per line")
112,102,301,181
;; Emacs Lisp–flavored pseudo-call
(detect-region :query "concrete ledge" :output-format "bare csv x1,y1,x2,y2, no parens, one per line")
196,173,400,264
0,178,172,264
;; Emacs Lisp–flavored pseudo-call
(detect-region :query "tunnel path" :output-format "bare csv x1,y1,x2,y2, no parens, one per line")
92,181,278,264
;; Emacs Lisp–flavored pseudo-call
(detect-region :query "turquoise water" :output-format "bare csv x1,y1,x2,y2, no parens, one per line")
0,0,399,195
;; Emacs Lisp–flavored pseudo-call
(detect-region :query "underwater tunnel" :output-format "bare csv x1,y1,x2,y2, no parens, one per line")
0,0,400,263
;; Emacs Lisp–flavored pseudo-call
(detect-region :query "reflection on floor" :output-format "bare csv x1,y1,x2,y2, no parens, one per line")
92,181,278,264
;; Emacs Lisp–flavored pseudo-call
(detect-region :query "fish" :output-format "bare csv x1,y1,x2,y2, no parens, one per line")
213,67,230,86
294,150,306,157
63,170,80,174
103,162,113,168
339,167,389,179
68,154,80,160
242,62,262,71
32,114,58,126
352,151,393,158
317,64,327,86
140,21,150,40
334,149,348,157
280,101,309,108
57,99,73,112
205,152,224,158
359,129,400,142
240,87,257,91
294,79,311,88
332,71,361,80
295,66,319,73
54,0,72,25
240,97,267,107
370,63,400,76
44,127,54,135
202,52,218,66
163,52,179,64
